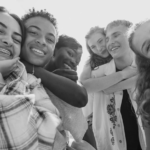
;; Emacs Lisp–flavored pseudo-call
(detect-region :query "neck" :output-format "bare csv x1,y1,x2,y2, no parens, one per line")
115,50,133,70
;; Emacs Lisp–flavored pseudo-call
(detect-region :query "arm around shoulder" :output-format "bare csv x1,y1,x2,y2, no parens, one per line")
80,63,124,93
103,75,138,94
34,67,88,108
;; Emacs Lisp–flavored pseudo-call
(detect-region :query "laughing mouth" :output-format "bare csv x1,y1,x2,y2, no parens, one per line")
0,48,12,57
111,47,119,51
31,48,44,56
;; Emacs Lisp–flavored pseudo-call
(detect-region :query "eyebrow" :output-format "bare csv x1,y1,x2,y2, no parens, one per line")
90,45,96,48
47,33,55,39
14,32,22,38
97,38,103,42
28,25,41,31
28,25,55,39
112,31,120,36
0,22,22,38
106,31,120,39
66,47,76,53
0,22,7,28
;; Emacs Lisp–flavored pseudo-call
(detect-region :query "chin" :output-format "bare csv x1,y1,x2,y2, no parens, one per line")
28,59,46,67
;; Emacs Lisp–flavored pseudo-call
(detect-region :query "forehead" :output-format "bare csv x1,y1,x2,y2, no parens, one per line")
133,21,150,53
25,16,57,37
0,12,21,34
88,32,105,46
58,46,76,54
106,25,127,36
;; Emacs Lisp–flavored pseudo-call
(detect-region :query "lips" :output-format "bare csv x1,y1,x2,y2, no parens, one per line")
109,46,120,52
0,47,12,59
112,47,119,51
31,48,45,56
0,48,11,55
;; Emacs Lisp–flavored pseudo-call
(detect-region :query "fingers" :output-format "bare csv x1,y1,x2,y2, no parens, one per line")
53,69,77,75
64,74,78,81
9,57,20,71
52,69,78,82
11,57,20,65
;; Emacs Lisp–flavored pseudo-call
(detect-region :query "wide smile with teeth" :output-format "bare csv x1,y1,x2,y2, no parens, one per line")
32,48,44,56
111,47,119,51
64,63,72,70
0,48,11,56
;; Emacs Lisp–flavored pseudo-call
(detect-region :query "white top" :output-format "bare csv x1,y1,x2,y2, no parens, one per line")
83,59,146,150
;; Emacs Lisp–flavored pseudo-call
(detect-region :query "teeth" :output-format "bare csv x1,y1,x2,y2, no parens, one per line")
64,64,72,70
32,48,44,55
0,48,11,56
111,47,118,51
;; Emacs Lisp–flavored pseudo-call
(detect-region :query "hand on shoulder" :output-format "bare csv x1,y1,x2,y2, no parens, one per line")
0,57,20,77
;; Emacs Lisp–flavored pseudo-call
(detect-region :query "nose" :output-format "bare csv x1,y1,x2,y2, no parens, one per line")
96,44,101,52
36,36,46,47
2,37,13,47
107,38,115,50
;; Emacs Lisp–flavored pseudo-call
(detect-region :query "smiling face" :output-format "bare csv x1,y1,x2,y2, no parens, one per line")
132,21,150,59
54,47,81,71
106,25,130,59
0,12,22,61
87,31,109,58
21,16,57,67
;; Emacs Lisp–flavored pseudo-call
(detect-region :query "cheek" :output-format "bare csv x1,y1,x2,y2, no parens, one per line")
25,35,34,47
91,49,96,54
47,45,54,57
14,45,21,57
56,54,65,63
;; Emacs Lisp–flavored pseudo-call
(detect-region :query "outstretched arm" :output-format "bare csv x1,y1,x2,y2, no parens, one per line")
103,75,138,94
80,63,124,93
23,61,88,108
80,63,137,93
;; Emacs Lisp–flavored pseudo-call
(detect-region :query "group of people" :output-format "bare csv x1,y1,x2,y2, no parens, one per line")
0,6,150,150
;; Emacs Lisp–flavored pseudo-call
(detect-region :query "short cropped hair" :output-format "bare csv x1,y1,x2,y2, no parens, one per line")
21,8,58,37
54,35,82,55
106,20,132,32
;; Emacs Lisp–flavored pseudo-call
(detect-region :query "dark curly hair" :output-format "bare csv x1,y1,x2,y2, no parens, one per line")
21,8,58,37
128,20,150,127
54,35,82,65
85,26,112,70
0,6,26,48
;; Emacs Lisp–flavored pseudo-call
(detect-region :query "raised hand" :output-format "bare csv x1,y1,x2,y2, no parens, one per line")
0,57,20,77
52,68,78,82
